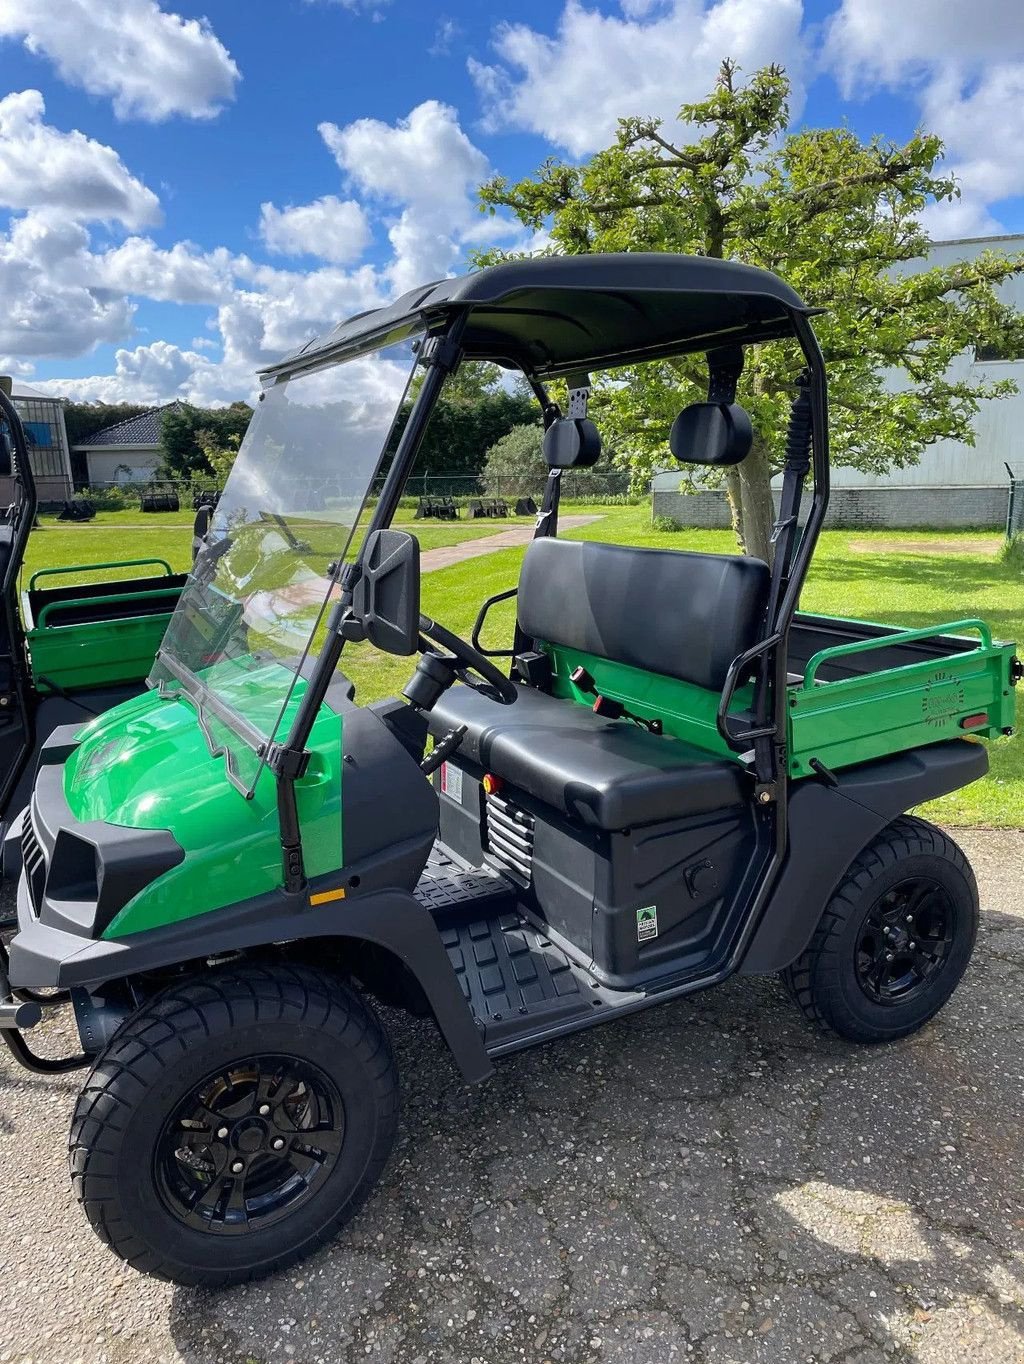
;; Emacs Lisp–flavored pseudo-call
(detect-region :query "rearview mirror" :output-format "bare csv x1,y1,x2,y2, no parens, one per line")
352,529,420,656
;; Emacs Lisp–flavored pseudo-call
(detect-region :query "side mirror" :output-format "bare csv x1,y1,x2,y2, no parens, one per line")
192,505,211,563
352,529,420,656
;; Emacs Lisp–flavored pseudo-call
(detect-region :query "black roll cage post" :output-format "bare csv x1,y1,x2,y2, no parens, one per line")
708,310,830,974
0,387,39,814
270,315,470,894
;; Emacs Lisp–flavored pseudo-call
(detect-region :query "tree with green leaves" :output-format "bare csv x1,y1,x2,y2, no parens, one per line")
388,362,537,489
478,62,1024,559
159,402,253,480
482,422,630,499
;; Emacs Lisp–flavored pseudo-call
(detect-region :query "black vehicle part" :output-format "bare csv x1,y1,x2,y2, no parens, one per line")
0,938,89,1072
434,754,765,991
430,682,746,831
670,402,753,466
517,537,770,694
471,585,518,659
7,880,492,1084
22,742,185,939
266,252,809,383
542,416,601,468
350,529,420,656
69,964,399,1287
780,817,978,1041
739,739,988,975
416,614,518,704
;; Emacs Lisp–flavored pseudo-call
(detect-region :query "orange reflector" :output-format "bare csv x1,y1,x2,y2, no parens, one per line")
309,886,346,906
482,773,503,795
960,713,988,730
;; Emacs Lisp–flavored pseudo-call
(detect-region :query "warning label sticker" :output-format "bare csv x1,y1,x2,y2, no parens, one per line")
439,762,463,804
636,905,659,942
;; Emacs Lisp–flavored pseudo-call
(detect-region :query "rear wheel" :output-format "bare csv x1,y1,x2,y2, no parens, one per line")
781,817,978,1043
69,963,398,1287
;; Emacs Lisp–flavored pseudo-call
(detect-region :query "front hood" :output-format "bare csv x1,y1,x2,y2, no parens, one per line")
60,675,343,937
67,685,245,828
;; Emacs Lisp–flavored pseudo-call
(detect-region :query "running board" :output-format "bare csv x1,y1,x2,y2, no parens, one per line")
438,910,645,1056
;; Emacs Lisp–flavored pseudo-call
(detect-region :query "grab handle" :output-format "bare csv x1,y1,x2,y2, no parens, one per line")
36,588,181,628
802,618,992,687
28,558,174,591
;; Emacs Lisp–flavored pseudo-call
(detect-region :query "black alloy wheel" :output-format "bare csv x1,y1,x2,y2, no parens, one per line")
781,816,978,1043
155,1054,345,1235
70,964,399,1286
854,876,955,1006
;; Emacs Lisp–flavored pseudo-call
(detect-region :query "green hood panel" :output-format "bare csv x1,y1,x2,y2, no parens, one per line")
63,671,343,939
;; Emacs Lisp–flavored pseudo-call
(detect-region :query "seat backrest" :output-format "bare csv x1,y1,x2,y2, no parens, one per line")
517,537,769,693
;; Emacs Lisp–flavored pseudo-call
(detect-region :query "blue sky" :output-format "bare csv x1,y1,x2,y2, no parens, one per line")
0,0,1021,405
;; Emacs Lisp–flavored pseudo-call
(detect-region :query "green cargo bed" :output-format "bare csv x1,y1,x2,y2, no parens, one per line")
22,559,186,693
786,613,1018,778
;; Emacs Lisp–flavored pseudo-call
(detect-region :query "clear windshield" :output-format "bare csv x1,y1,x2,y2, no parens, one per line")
149,334,421,793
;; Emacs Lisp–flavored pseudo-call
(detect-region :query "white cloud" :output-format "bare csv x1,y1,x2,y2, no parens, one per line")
826,0,1017,90
259,195,371,264
0,212,135,358
826,0,1024,238
5,98,513,403
35,340,214,405
0,0,239,122
321,100,488,210
0,90,160,228
320,99,511,291
98,236,236,304
470,0,807,157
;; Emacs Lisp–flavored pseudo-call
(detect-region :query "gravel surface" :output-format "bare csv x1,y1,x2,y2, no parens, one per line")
1,827,1022,1364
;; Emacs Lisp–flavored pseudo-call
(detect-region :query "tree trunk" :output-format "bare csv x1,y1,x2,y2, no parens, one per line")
735,437,775,564
724,466,746,552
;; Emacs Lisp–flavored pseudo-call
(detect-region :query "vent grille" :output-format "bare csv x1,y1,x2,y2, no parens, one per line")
21,810,45,917
484,791,534,883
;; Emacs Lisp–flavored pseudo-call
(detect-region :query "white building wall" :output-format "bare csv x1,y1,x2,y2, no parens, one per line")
809,233,1024,489
84,447,161,483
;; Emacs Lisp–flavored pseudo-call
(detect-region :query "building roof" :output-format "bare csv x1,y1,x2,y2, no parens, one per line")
73,401,183,448
264,252,810,382
10,379,56,401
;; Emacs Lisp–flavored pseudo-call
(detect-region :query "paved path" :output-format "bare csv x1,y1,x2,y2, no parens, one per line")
1,826,1022,1364
420,515,602,572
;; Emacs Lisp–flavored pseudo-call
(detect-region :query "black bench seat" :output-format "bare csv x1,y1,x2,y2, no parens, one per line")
429,684,747,831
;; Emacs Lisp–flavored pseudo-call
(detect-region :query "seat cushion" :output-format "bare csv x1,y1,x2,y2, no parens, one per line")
517,537,769,694
429,684,748,831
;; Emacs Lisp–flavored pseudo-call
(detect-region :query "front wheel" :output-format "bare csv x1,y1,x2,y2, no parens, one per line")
69,964,399,1287
781,816,979,1043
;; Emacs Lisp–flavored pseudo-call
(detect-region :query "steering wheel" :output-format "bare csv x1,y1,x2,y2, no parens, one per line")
417,614,518,705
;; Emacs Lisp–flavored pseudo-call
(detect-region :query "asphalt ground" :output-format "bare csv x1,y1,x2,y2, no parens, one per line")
1,826,1022,1364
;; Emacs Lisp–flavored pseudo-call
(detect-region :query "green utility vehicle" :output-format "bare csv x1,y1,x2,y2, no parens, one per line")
0,400,186,837
1,256,1018,1287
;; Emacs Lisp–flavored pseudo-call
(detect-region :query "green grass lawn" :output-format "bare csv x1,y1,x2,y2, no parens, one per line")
22,504,1022,827
21,508,535,587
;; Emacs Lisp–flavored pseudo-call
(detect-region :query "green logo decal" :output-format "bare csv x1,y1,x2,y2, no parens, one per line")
637,905,659,942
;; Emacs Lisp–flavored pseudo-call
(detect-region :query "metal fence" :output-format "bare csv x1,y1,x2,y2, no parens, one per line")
1007,465,1024,538
370,471,634,500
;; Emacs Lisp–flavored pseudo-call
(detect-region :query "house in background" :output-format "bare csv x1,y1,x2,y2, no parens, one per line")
72,402,182,486
0,377,74,504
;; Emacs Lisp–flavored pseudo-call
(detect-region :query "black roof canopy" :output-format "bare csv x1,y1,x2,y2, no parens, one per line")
263,253,810,382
